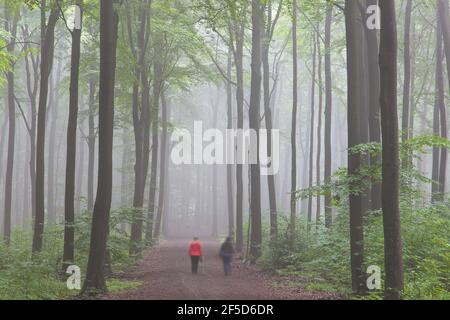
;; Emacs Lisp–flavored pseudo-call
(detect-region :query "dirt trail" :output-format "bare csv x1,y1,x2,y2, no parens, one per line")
107,239,340,300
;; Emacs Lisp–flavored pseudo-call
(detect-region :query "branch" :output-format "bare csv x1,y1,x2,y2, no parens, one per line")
14,95,32,135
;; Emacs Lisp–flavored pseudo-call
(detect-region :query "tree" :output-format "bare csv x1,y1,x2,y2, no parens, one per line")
32,2,59,254
432,3,445,199
21,23,40,222
345,0,365,295
63,1,83,270
437,0,449,199
365,0,381,211
379,0,404,300
324,3,333,227
290,0,298,246
307,34,316,230
3,6,19,245
147,54,162,242
249,0,262,262
82,0,119,293
262,0,282,241
128,0,152,255
402,0,412,143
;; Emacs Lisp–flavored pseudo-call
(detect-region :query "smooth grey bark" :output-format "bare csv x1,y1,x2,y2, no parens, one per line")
345,0,365,295
87,79,96,212
249,0,263,262
307,35,316,230
32,6,59,253
63,2,83,269
82,0,118,293
290,0,298,244
437,0,450,199
379,0,404,300
365,0,382,211
3,10,19,245
402,0,413,142
324,4,333,227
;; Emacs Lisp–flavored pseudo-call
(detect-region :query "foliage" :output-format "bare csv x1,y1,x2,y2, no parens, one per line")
0,208,140,300
261,136,450,300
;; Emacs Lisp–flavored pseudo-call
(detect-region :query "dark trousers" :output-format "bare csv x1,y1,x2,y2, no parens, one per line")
191,256,200,274
222,256,232,276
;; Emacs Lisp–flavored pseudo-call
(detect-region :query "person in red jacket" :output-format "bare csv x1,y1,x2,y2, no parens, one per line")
188,237,203,274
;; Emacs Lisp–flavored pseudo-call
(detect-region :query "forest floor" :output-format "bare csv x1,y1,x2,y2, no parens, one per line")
106,239,343,300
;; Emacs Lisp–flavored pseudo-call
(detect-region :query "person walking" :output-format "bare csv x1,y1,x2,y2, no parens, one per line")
188,237,203,274
219,237,235,276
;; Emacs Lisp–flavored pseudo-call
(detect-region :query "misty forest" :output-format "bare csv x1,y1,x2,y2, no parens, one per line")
0,0,448,301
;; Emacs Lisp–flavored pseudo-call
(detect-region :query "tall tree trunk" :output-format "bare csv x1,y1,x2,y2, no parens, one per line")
262,3,278,241
88,79,96,212
3,10,19,245
76,128,85,214
307,36,316,230
433,9,444,199
379,0,404,300
47,67,58,224
235,36,245,252
249,0,263,262
154,92,168,240
316,25,323,223
211,91,218,237
290,0,298,245
129,0,151,253
226,49,234,238
32,7,59,254
63,3,83,270
345,0,365,295
23,28,39,221
365,0,382,211
82,0,118,293
438,0,450,199
324,4,333,227
402,0,412,143
146,60,162,243
359,18,370,217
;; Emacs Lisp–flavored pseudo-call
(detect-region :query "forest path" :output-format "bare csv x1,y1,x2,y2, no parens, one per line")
107,239,340,300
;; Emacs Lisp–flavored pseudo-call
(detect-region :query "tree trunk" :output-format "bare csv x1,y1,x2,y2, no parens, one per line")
3,10,19,245
226,49,234,238
146,60,162,243
290,0,298,245
365,0,382,211
154,92,168,240
345,0,365,295
262,6,278,241
324,4,333,227
235,36,245,252
88,79,96,212
47,67,58,224
63,3,83,269
129,0,151,254
249,0,263,262
82,0,118,294
307,35,316,231
379,0,404,300
316,25,323,223
433,8,444,200
32,7,59,254
402,0,413,143
437,0,450,199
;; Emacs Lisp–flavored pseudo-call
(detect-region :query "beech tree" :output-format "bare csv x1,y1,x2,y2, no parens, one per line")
379,0,404,300
82,0,118,293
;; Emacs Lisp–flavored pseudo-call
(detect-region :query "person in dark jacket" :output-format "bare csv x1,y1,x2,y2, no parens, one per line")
219,237,235,276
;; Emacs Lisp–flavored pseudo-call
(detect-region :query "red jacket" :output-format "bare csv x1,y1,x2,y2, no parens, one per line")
188,241,203,257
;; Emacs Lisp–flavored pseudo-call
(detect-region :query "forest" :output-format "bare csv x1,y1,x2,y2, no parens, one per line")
0,0,448,301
